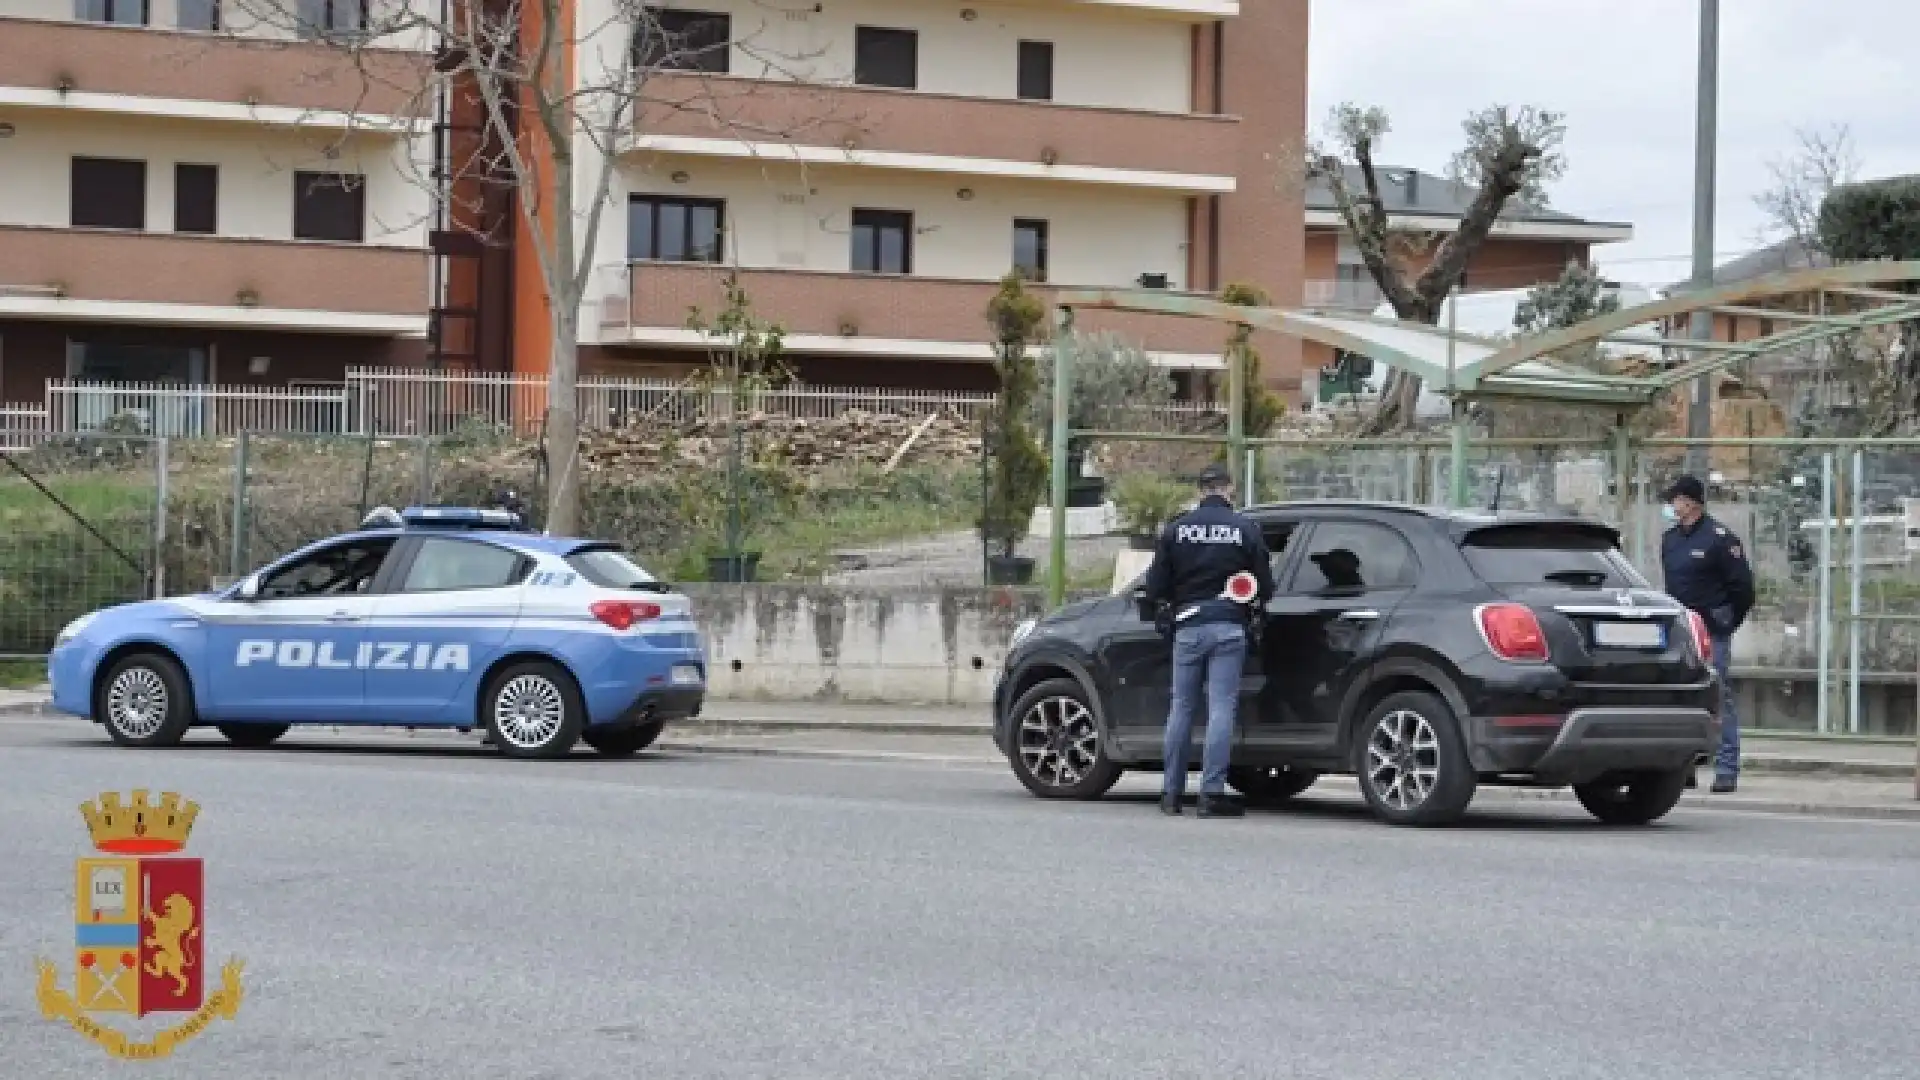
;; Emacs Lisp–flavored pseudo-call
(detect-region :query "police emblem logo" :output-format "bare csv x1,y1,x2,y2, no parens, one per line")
35,790,245,1060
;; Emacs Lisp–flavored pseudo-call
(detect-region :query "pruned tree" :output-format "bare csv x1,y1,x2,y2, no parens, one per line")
1305,103,1567,433
222,0,825,533
1755,123,1860,255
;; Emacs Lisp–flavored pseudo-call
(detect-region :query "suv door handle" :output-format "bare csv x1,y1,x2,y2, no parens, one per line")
1338,610,1380,622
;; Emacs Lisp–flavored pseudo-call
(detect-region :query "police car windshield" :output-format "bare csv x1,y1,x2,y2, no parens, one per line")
1460,525,1647,590
566,547,662,590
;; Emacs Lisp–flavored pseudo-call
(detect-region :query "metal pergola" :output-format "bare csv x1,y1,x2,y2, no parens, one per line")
1043,259,1920,604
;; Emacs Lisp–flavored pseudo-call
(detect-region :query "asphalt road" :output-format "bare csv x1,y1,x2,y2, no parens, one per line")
4,718,1920,1080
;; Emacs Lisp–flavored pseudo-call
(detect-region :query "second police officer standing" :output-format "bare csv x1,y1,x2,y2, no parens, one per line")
1658,474,1754,793
1143,463,1275,819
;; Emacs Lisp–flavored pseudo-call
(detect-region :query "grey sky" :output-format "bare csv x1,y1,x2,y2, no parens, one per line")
1308,0,1920,290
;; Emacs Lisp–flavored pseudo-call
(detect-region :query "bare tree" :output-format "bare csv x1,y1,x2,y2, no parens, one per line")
1753,123,1859,253
1305,104,1567,433
223,0,826,532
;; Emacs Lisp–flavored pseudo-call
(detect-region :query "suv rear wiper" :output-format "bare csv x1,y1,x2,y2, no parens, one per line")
1544,569,1608,588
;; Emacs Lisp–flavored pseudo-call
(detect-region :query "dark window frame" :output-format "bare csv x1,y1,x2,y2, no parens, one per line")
75,0,149,25
626,194,726,262
70,157,148,231
294,0,368,37
1013,218,1049,283
1016,39,1054,101
292,170,367,243
636,7,732,73
851,208,913,276
173,162,218,235
854,25,918,89
1285,518,1421,597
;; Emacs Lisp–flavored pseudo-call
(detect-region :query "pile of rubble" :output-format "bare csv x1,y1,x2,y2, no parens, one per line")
578,409,982,475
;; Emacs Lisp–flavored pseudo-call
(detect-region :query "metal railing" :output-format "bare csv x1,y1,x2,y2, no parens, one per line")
43,381,350,438
1303,278,1386,311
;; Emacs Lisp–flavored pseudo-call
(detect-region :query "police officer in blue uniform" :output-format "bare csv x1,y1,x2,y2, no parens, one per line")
1659,475,1755,792
1143,463,1274,818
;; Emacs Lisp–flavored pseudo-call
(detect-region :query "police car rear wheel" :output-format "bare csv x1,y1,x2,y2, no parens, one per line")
218,723,290,748
582,720,664,758
484,662,584,758
1008,678,1122,800
97,652,192,748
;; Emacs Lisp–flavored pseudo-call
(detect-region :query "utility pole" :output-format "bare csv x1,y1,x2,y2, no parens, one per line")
1684,0,1720,476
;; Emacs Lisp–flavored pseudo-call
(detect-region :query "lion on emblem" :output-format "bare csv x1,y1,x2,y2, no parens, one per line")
143,893,199,997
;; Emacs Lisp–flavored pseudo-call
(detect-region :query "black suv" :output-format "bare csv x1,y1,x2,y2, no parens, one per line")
992,502,1720,827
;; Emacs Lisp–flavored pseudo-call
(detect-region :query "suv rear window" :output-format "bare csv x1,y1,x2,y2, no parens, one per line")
565,547,665,590
1460,524,1648,589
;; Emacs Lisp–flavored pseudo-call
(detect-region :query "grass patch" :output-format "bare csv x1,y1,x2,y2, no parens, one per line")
0,658,47,688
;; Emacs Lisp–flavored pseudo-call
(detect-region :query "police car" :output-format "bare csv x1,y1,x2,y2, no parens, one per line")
46,506,707,759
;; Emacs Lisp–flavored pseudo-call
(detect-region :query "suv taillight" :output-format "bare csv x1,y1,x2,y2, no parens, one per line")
1687,610,1714,664
591,600,662,630
1477,603,1549,663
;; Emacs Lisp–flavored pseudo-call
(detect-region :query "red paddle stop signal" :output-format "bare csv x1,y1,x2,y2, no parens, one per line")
1223,572,1258,604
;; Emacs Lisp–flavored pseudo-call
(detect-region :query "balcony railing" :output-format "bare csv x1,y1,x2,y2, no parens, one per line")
0,16,429,122
0,226,427,320
1303,279,1386,312
637,73,1239,188
605,262,1236,358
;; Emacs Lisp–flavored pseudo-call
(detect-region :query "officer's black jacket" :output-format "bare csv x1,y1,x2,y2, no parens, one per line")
1142,495,1275,629
1660,511,1756,636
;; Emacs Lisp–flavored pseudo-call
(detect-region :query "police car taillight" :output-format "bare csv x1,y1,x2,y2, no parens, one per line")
591,600,662,630
1686,610,1714,664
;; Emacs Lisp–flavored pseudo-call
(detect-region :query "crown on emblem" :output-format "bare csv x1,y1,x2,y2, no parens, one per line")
79,790,198,854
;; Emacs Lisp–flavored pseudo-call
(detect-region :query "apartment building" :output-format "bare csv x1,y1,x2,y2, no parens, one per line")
529,0,1311,395
0,0,434,405
1301,165,1634,388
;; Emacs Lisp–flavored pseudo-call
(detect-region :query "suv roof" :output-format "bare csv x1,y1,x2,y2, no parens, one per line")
1243,500,1618,539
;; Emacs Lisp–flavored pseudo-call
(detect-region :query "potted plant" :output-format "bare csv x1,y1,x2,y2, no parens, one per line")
1112,474,1191,550
1038,330,1176,508
981,273,1048,586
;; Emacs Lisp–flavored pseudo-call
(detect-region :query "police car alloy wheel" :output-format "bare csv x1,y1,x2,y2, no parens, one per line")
1352,690,1477,827
96,653,193,748
1007,677,1122,800
484,661,585,758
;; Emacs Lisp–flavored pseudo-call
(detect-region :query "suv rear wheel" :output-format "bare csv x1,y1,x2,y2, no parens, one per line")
1007,678,1122,800
1227,765,1320,806
1573,769,1690,825
1353,691,1477,827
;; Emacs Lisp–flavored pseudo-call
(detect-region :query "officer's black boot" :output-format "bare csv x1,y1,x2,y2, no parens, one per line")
1160,792,1182,816
1197,793,1244,818
1711,774,1737,794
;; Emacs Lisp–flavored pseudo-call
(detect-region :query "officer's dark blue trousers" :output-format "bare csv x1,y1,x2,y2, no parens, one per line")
1162,622,1244,798
1713,635,1740,778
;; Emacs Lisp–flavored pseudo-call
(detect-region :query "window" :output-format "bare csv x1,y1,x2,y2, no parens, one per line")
851,209,912,275
70,157,147,231
1016,40,1054,101
1012,219,1049,283
1264,523,1300,578
400,538,527,593
1460,524,1647,590
636,7,731,72
75,0,147,25
260,538,395,599
173,163,218,234
627,195,724,262
1290,520,1418,594
177,0,218,30
292,171,365,242
567,547,665,590
854,26,917,89
295,0,366,36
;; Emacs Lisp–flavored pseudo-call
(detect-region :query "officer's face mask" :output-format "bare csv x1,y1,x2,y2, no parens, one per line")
1660,503,1679,523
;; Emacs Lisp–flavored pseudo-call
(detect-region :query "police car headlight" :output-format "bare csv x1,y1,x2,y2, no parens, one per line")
56,613,94,646
1010,619,1037,649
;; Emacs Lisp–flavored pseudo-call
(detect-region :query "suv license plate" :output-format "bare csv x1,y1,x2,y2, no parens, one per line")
1594,622,1665,649
670,665,702,686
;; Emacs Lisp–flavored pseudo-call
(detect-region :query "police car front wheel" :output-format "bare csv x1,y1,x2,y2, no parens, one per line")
96,652,193,748
483,661,585,758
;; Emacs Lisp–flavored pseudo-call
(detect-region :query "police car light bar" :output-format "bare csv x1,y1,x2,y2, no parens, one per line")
399,506,525,531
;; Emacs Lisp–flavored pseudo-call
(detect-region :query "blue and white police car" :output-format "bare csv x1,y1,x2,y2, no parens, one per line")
47,505,707,759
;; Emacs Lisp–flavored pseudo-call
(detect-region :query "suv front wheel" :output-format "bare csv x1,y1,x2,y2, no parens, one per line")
1007,678,1123,800
1353,691,1478,826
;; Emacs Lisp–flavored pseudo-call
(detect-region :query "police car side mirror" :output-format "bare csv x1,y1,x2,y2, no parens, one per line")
234,574,261,602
